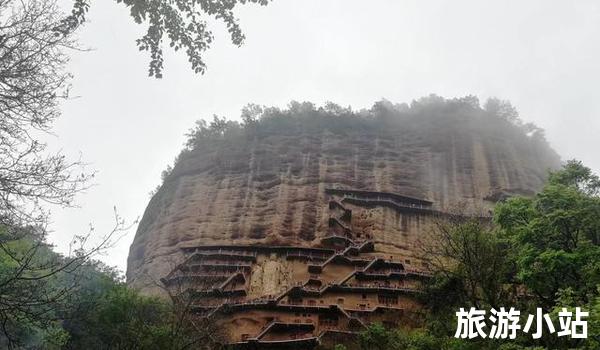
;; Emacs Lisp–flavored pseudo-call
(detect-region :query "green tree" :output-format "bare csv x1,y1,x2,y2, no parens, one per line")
415,160,600,349
62,0,272,78
64,282,226,350
0,223,125,348
346,323,478,350
495,160,600,307
484,98,520,124
358,323,404,350
422,215,513,312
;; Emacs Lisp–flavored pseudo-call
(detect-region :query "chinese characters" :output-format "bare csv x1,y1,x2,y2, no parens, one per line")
455,307,588,339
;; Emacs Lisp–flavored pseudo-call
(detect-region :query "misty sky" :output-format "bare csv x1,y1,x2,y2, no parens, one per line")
48,0,600,273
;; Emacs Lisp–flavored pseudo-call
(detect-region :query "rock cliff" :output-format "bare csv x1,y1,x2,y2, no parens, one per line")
126,97,560,345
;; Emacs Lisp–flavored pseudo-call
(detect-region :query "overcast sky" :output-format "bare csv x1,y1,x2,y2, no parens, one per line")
48,0,600,273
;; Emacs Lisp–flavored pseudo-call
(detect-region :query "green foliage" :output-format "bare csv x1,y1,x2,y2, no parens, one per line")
63,0,271,77
0,226,68,346
495,160,600,306
154,96,555,191
64,284,172,349
350,323,481,350
358,323,404,350
181,96,547,150
0,228,219,349
341,161,600,350
548,160,600,195
421,213,517,336
584,290,600,349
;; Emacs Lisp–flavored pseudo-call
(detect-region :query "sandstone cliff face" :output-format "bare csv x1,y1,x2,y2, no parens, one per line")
126,100,560,295
126,100,560,344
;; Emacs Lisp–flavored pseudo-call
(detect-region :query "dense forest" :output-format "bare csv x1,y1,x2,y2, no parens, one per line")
0,226,225,349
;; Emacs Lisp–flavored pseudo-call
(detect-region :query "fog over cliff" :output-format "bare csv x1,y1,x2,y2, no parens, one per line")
47,0,600,272
126,97,560,290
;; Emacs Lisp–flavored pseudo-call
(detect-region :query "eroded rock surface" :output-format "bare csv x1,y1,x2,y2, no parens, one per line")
128,114,558,287
126,103,560,345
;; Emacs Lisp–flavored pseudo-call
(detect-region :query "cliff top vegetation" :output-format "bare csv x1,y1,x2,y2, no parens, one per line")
154,95,556,192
